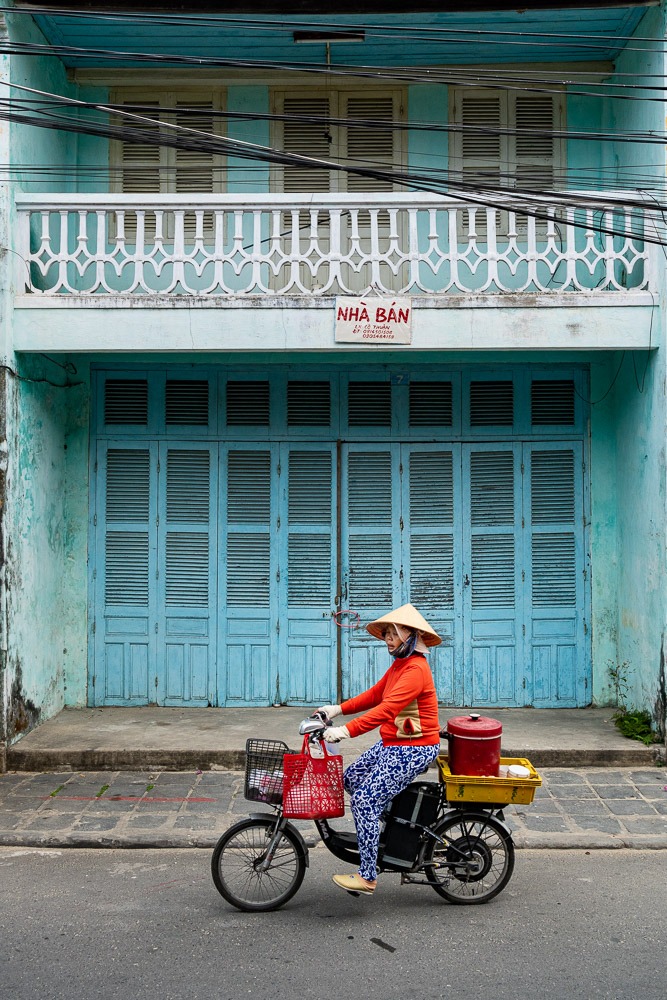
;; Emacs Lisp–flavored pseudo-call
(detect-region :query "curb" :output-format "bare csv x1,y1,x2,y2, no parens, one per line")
5,746,658,772
1,830,666,851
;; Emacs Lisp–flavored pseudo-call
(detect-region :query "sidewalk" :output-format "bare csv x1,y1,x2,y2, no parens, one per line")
2,704,665,850
1,765,666,850
5,705,661,771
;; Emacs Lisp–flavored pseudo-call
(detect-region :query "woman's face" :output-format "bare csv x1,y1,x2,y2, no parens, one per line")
383,625,402,654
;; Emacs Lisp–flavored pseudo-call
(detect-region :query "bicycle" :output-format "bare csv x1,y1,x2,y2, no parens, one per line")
211,714,540,912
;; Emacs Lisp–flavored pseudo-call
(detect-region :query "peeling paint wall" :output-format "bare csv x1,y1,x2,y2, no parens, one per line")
0,10,92,741
596,4,667,733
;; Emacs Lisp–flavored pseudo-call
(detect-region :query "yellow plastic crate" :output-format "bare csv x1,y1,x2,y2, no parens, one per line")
437,755,542,805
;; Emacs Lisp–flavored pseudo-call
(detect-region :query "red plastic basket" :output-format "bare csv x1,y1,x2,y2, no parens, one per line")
282,738,345,820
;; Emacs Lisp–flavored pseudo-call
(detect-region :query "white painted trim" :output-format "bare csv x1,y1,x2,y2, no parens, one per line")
72,62,615,89
13,292,656,310
12,303,658,353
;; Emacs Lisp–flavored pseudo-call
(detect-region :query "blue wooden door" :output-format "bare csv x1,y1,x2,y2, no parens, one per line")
463,443,524,706
157,442,218,706
401,443,464,704
523,441,589,706
219,443,279,705
219,441,338,706
341,443,402,697
279,443,338,705
92,440,158,705
341,442,463,702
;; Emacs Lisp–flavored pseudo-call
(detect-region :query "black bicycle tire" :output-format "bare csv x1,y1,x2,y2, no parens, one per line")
424,811,515,905
211,816,307,912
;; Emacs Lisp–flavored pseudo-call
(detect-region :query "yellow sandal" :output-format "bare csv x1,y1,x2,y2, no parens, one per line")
332,873,376,895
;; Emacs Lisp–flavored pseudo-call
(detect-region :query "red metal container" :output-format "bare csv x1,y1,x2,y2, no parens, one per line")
446,714,502,777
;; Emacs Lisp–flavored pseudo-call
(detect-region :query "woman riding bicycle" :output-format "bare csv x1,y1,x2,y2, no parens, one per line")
317,603,441,897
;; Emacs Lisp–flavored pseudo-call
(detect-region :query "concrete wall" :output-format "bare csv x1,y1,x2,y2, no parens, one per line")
598,6,666,731
0,10,92,741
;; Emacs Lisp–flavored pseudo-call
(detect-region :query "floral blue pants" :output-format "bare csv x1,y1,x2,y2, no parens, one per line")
343,740,441,882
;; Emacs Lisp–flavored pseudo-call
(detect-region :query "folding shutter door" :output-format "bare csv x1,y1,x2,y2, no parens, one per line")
157,443,217,706
463,443,523,706
523,441,587,706
403,444,463,705
281,444,337,704
341,443,402,698
93,441,157,705
221,444,279,705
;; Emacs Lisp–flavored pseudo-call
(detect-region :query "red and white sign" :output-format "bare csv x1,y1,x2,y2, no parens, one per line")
334,297,413,344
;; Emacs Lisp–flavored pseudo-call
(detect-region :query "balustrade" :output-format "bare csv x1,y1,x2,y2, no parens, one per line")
14,192,651,299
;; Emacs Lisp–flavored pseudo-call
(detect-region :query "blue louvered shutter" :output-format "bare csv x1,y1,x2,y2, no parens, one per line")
157,444,217,706
95,441,156,705
405,445,462,704
342,444,400,697
525,442,587,706
282,446,337,704
464,444,521,705
222,446,277,705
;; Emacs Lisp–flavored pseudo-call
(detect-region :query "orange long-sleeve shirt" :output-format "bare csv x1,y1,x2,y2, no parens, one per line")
340,654,440,746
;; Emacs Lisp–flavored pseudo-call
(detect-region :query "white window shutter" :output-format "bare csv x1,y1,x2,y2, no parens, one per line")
278,95,334,194
342,94,398,193
454,90,503,187
513,93,558,192
115,101,163,195
173,99,222,195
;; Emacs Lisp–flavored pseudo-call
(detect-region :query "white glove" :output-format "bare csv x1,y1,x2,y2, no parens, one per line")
317,704,342,720
323,725,350,743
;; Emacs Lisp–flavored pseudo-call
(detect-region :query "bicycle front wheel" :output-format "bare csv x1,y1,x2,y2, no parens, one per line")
424,811,515,904
211,816,307,912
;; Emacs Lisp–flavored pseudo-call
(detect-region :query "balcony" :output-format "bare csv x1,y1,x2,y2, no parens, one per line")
15,192,653,304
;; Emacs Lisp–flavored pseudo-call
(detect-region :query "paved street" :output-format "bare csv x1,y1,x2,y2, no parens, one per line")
0,847,666,1000
1,766,666,849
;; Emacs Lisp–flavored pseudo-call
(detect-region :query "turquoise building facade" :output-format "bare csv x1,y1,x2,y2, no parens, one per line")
0,1,665,759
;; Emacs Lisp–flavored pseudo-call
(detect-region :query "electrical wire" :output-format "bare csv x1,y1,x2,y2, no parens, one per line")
5,91,667,149
9,7,664,49
1,86,665,243
4,39,667,106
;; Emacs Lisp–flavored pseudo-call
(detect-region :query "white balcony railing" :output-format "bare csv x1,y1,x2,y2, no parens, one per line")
15,192,651,299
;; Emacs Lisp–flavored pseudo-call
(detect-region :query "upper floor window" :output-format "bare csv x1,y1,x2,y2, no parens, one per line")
449,87,565,193
110,89,225,195
271,88,405,194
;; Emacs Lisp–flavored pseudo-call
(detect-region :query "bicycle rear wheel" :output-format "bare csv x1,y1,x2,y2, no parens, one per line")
211,816,307,912
424,811,515,904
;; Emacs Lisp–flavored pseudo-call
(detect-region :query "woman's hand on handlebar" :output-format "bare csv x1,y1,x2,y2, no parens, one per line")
323,725,350,743
315,704,342,722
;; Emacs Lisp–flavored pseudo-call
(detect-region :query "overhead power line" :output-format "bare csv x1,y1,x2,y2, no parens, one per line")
8,7,665,50
1,82,664,245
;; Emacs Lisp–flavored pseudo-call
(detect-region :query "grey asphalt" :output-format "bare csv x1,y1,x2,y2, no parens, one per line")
1,765,665,851
1,848,666,1000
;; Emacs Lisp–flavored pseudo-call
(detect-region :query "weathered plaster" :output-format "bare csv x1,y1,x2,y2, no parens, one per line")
11,300,658,354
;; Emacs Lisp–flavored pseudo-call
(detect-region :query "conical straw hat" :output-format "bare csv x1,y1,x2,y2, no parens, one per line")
366,603,441,647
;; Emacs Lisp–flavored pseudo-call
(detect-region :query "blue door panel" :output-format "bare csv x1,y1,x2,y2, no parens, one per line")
94,440,157,706
463,443,524,707
280,443,337,704
158,442,217,707
341,443,402,700
523,441,587,707
219,443,278,706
